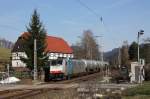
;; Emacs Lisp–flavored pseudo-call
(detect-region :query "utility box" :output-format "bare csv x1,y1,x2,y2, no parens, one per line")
130,61,145,83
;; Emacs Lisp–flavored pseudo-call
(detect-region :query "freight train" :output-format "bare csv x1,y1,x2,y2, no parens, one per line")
48,58,109,80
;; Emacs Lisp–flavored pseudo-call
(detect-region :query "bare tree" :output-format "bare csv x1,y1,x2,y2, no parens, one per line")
121,41,129,67
71,43,85,59
72,30,100,60
0,38,14,49
141,37,150,64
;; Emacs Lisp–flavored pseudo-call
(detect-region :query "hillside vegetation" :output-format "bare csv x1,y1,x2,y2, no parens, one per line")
123,82,150,99
0,47,11,61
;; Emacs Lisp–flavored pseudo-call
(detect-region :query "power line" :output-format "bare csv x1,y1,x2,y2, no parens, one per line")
75,0,105,65
74,0,127,74
75,0,101,19
74,0,122,50
75,0,103,53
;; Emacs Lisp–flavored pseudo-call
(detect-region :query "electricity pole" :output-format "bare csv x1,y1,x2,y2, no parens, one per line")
95,36,103,62
118,47,121,68
137,30,144,84
137,30,144,63
7,64,10,78
34,39,38,81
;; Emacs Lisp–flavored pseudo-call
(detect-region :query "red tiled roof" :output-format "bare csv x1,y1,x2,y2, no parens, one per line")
21,32,73,54
21,32,29,38
45,36,73,54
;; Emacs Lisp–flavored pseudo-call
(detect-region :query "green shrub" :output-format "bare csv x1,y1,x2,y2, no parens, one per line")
11,71,31,79
123,82,150,96
145,64,150,81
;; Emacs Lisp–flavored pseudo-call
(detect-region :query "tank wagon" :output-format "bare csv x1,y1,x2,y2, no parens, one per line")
49,58,109,80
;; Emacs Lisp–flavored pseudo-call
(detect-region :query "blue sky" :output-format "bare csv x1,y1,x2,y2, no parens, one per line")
0,0,149,51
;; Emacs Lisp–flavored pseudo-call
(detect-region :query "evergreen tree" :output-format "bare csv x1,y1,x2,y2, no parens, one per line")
128,41,138,61
21,10,48,71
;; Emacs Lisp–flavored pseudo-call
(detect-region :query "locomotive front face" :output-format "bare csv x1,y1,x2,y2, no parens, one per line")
49,59,66,80
50,59,65,74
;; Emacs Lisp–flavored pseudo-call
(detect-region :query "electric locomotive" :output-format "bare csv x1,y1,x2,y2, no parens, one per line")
48,58,109,80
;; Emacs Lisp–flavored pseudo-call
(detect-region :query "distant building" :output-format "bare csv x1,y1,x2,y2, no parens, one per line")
11,32,73,70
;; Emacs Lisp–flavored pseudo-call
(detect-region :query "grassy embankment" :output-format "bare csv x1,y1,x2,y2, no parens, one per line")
123,82,150,99
0,47,11,60
0,47,11,71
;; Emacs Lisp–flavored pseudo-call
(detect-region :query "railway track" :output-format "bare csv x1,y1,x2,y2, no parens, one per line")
55,72,103,84
0,72,103,99
0,89,50,99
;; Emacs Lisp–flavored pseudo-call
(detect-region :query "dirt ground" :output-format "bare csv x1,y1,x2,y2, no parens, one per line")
26,88,78,99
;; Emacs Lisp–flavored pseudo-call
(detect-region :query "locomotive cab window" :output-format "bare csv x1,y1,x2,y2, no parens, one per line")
57,60,63,65
51,59,63,66
51,60,57,65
